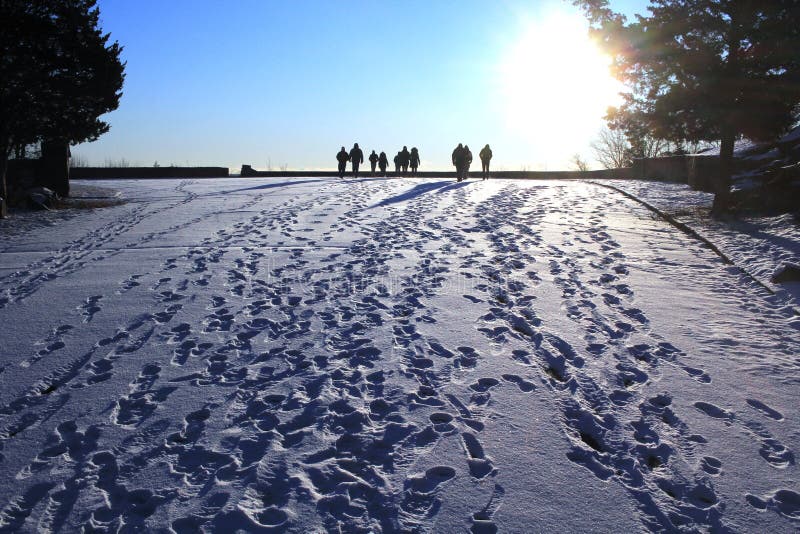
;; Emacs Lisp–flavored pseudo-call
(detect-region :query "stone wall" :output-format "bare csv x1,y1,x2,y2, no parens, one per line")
632,155,719,192
71,167,230,179
236,167,633,180
686,156,719,192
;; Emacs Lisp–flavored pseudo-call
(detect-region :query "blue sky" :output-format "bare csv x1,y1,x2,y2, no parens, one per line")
75,0,650,171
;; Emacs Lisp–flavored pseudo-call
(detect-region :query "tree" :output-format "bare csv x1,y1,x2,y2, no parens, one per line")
591,127,631,169
0,0,124,200
606,108,669,160
571,153,590,174
575,0,800,213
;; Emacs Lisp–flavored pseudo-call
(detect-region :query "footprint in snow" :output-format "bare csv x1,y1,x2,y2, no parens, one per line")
510,349,532,365
746,399,784,421
79,295,103,323
695,401,795,468
501,374,536,392
694,401,733,420
152,304,183,324
404,465,456,497
114,386,177,427
700,456,722,475
456,346,479,368
469,378,500,393
157,290,184,303
746,489,800,519
462,433,496,479
151,277,171,290
119,274,143,293
470,483,505,534
683,366,712,383
85,357,114,384
429,412,456,433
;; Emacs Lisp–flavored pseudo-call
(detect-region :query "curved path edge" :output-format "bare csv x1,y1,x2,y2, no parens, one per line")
586,181,799,317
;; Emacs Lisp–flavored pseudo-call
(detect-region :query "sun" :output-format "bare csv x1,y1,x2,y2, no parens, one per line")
497,10,623,161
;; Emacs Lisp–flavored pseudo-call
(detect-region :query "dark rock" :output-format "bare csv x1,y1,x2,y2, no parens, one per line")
771,263,800,284
27,187,58,210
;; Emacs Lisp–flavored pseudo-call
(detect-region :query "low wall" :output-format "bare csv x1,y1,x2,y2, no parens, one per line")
237,168,633,180
687,156,719,192
632,155,719,192
71,167,229,179
63,166,633,181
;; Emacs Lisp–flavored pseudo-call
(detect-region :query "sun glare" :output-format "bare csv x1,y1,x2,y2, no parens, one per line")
498,10,622,163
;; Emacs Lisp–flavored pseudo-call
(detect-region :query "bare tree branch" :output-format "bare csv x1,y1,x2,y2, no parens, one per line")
591,127,630,169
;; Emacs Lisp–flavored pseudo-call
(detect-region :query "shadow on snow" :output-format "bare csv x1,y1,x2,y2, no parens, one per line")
371,180,471,208
219,176,388,196
218,178,326,195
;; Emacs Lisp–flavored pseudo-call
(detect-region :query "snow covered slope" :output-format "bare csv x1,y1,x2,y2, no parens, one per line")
0,178,798,532
603,179,800,310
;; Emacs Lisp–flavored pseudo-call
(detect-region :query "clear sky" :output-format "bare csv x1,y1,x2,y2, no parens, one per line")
74,0,650,172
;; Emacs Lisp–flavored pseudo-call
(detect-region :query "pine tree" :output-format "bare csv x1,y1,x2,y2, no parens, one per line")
575,0,800,213
0,0,125,200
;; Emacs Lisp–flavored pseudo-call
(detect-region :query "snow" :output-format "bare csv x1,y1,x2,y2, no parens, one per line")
696,139,759,157
694,125,800,157
603,179,800,310
0,177,798,532
780,126,800,144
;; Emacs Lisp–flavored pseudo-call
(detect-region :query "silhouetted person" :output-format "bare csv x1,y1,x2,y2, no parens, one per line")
463,145,473,180
350,143,364,177
394,153,400,175
378,151,389,176
452,143,465,181
409,147,420,176
398,146,410,175
369,150,379,175
336,146,349,178
479,144,493,180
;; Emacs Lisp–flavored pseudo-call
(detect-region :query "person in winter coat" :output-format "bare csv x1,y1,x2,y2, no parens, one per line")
349,143,364,177
378,151,389,176
369,150,379,175
398,146,411,176
463,145,473,180
479,144,493,180
336,146,349,178
452,143,465,181
409,147,420,176
394,153,401,175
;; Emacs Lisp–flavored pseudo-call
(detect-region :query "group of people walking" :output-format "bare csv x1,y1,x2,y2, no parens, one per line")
336,144,421,178
452,143,492,181
336,142,492,180
337,144,364,178
392,146,421,176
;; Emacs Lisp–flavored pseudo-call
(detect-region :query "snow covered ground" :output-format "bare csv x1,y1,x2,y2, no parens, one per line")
0,177,798,532
602,179,800,310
